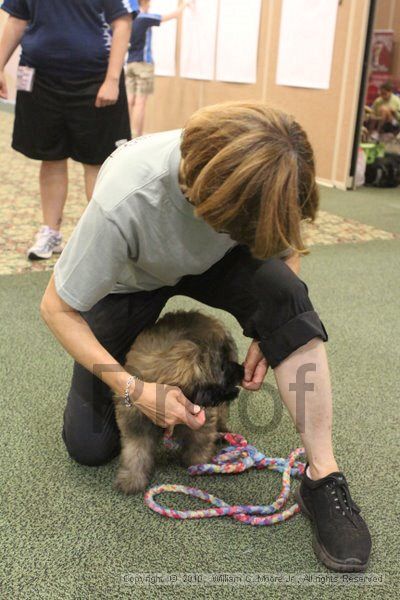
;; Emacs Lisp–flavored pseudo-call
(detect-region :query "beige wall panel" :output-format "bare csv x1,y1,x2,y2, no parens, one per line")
205,0,268,106
144,0,370,188
145,0,269,129
145,77,202,131
262,0,369,186
262,0,344,182
202,81,260,106
374,0,393,27
202,0,268,107
391,0,400,76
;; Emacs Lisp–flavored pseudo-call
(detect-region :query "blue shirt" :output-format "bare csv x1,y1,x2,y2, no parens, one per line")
127,12,161,64
1,0,139,79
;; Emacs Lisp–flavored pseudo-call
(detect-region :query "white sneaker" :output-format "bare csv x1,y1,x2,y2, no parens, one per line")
27,226,63,260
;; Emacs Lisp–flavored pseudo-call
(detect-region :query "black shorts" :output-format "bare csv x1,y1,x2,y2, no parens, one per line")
12,71,131,165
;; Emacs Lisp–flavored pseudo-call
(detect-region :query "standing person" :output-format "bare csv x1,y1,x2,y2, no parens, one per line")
41,102,371,572
126,0,190,137
0,0,139,260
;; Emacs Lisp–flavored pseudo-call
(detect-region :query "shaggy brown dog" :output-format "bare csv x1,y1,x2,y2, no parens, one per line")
113,310,244,494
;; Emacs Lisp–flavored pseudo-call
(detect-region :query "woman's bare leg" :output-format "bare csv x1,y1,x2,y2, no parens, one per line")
127,92,136,136
82,163,101,201
40,160,68,230
132,94,148,137
274,338,338,480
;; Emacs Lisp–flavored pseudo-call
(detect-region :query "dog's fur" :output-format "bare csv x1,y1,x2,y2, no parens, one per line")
113,310,244,494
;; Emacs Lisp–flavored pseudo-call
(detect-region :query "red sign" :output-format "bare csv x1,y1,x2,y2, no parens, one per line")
366,30,396,105
370,30,393,73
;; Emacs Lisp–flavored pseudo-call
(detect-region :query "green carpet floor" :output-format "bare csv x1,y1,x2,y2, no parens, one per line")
1,194,399,599
320,185,400,234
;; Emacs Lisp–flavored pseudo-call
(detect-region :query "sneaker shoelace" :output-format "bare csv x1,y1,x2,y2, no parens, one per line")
326,478,361,526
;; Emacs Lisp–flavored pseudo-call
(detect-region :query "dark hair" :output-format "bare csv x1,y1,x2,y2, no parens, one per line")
380,81,393,92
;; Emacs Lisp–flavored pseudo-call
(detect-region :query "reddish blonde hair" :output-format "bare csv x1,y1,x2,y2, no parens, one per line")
181,101,319,259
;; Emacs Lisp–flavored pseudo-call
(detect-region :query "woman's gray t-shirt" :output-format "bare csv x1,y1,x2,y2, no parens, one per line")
54,129,237,312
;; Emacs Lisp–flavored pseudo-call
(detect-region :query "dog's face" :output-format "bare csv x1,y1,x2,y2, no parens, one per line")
125,310,244,409
116,313,246,494
188,346,245,408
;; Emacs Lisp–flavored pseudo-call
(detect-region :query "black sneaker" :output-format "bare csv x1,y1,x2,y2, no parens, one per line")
295,467,371,572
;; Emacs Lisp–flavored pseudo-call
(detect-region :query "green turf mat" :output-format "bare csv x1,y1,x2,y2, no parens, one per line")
0,240,399,599
320,186,400,234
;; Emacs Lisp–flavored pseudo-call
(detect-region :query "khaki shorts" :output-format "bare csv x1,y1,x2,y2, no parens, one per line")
125,62,155,96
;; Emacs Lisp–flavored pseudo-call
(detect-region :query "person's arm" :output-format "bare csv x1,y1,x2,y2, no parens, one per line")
41,275,205,429
42,275,129,394
161,0,190,23
371,97,381,117
393,95,400,121
0,15,28,99
95,14,133,108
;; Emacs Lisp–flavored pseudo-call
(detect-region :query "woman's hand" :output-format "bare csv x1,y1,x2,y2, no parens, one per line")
0,71,8,99
242,340,269,391
95,77,119,107
132,381,206,429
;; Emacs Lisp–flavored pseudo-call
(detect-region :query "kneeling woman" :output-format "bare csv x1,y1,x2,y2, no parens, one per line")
41,101,371,572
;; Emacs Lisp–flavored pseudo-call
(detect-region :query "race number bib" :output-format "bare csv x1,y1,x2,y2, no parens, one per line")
16,66,35,92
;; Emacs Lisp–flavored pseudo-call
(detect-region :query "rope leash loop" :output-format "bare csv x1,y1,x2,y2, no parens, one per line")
144,433,306,526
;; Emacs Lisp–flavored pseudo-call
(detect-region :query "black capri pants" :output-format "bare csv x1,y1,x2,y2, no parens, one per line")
62,245,327,466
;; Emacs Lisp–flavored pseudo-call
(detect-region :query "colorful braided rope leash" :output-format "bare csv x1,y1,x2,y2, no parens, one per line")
144,432,306,526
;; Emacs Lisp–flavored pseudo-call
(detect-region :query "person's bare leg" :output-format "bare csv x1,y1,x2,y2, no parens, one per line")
40,160,68,231
274,338,338,480
377,106,393,132
127,92,136,136
132,94,148,137
82,164,101,201
379,105,392,122
275,339,372,571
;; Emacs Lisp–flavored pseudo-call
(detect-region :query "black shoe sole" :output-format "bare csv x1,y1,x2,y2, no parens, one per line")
27,249,62,261
295,488,369,573
28,253,48,261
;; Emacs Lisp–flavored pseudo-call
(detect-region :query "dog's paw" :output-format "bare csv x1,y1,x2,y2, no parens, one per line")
217,424,231,435
114,470,149,495
181,448,215,468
